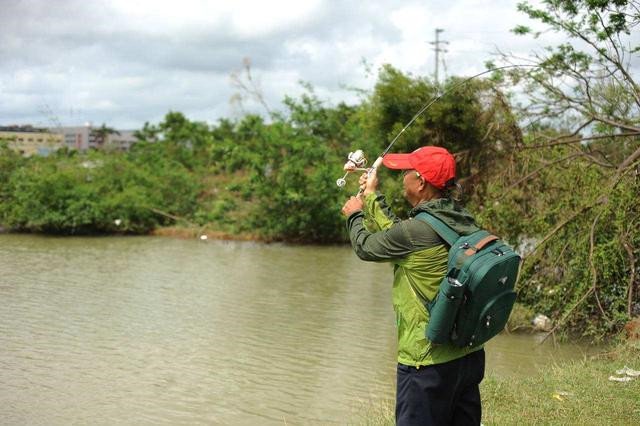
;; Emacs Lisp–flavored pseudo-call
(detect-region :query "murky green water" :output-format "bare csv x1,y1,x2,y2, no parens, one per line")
0,235,592,425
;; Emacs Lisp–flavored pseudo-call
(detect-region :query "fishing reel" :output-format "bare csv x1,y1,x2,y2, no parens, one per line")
336,150,368,188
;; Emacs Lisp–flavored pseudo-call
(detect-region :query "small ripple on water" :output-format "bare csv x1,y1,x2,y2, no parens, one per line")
0,235,589,425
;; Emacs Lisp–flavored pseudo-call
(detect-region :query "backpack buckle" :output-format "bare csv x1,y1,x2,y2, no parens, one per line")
447,277,464,287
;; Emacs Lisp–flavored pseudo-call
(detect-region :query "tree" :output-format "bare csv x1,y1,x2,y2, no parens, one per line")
508,0,639,143
362,65,523,213
90,123,120,148
486,0,640,339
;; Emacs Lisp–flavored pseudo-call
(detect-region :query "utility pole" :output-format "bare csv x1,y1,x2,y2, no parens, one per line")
429,28,449,87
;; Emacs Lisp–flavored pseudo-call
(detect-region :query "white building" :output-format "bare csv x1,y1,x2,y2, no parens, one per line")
53,124,98,150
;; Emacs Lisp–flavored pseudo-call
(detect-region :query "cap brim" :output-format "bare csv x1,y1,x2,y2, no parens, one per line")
382,153,413,170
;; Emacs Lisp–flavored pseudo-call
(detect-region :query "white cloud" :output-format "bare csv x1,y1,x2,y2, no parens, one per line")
107,0,323,38
2,0,634,130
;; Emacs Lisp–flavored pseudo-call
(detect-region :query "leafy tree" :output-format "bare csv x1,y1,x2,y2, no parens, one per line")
508,0,639,144
0,149,200,234
248,127,345,243
362,65,522,214
90,123,120,148
484,0,640,339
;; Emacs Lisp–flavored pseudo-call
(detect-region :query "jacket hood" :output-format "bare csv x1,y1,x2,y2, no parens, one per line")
410,198,479,236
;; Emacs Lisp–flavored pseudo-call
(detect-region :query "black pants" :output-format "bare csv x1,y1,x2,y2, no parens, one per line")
396,349,485,426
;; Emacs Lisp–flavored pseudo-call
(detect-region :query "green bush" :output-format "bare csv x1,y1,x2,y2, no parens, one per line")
0,150,200,234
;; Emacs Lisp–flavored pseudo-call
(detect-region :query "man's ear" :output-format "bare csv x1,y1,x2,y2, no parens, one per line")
418,177,427,190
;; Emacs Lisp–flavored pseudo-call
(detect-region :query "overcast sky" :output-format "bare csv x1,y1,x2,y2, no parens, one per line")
1,0,566,130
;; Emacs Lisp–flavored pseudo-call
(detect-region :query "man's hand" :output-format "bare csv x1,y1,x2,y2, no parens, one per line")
341,196,364,217
359,169,378,196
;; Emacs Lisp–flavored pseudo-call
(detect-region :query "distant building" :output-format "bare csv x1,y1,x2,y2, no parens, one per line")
1,123,140,154
0,125,64,156
54,125,139,151
54,124,97,151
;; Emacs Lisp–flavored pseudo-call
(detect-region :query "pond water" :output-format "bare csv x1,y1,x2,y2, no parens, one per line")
0,235,593,425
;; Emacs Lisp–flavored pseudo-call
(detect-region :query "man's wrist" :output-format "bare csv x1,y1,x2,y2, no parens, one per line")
348,209,363,218
346,210,364,224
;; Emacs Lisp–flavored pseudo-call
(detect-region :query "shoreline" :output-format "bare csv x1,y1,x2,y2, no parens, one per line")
151,226,261,242
0,225,348,245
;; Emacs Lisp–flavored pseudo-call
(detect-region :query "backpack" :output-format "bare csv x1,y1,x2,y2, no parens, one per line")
415,212,521,348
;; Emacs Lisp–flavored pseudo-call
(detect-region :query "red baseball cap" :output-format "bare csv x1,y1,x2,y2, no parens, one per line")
382,146,456,189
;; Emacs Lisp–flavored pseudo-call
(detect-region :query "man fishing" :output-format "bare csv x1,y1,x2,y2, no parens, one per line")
341,146,485,426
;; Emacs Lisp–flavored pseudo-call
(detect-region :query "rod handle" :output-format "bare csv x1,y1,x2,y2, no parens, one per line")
370,156,383,171
356,157,384,196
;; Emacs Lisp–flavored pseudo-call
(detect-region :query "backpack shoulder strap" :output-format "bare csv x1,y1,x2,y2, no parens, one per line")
415,212,460,246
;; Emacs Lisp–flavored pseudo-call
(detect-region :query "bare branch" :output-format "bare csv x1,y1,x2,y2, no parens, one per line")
572,146,616,168
558,13,640,107
617,144,640,171
592,115,640,133
529,202,600,259
229,57,273,117
525,148,636,261
499,153,583,196
541,288,594,343
597,11,623,66
523,132,640,150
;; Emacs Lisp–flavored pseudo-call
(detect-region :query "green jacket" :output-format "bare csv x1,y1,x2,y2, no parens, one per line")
346,193,481,367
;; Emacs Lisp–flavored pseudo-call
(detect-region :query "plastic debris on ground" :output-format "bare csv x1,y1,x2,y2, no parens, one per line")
608,365,640,382
551,391,572,402
608,375,635,382
615,366,640,377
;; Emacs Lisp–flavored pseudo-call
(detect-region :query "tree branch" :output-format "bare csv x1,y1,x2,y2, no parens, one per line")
558,12,640,108
589,211,611,321
595,11,640,109
499,153,583,197
528,201,600,259
230,57,273,117
523,131,640,150
541,288,594,344
592,115,640,133
622,238,637,317
518,144,639,254
617,144,640,171
571,144,616,168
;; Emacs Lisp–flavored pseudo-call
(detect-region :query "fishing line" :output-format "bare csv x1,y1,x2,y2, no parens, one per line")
338,64,539,190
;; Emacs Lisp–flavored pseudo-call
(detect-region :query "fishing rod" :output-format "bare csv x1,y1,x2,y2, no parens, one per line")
336,64,538,192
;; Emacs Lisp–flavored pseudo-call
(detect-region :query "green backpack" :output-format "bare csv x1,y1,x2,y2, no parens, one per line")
415,212,521,348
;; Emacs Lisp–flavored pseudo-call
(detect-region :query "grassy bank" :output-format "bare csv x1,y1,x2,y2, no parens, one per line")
357,342,640,425
482,342,640,425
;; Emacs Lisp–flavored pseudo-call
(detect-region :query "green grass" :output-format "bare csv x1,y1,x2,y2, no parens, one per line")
482,343,640,425
357,342,640,425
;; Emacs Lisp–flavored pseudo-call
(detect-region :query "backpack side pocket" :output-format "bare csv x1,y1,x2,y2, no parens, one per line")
426,270,466,344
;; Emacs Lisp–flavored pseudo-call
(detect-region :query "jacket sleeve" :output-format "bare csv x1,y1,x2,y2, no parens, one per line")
346,194,446,262
362,192,399,232
346,212,416,261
